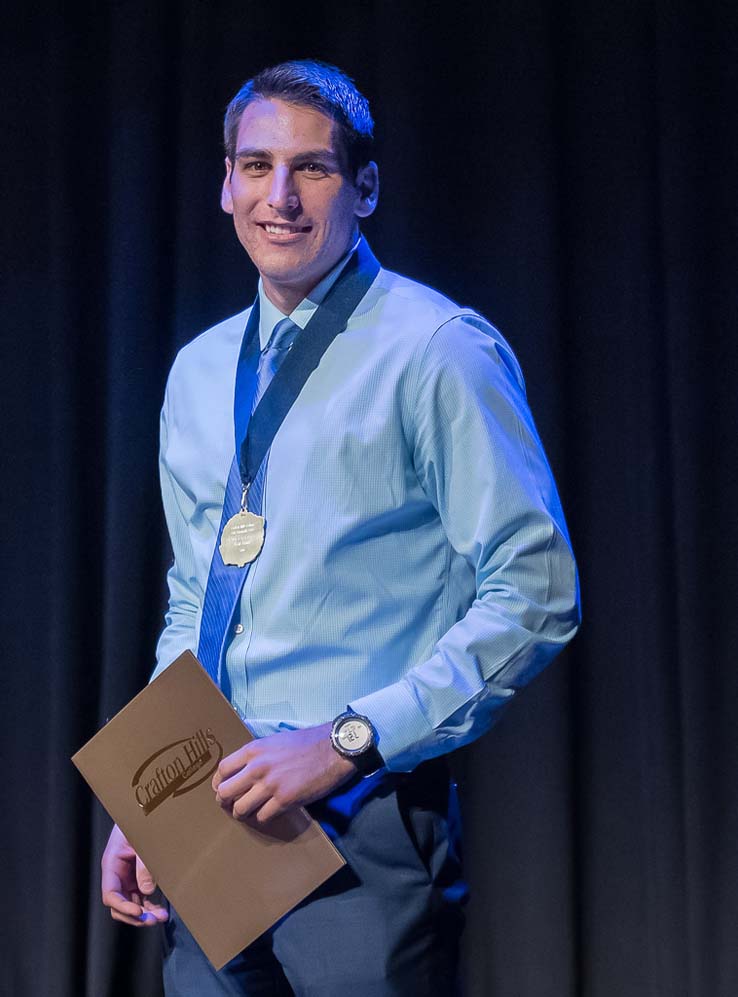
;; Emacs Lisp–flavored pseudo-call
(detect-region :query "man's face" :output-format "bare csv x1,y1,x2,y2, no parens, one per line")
221,98,377,308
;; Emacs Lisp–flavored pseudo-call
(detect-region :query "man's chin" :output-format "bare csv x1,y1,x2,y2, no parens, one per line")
250,247,310,278
255,255,335,294
258,265,310,290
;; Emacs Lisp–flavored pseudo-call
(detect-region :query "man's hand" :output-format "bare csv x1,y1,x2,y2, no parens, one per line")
101,824,169,927
212,723,357,823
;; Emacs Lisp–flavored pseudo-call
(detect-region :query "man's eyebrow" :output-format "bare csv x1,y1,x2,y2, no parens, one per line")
234,148,273,160
234,147,340,164
291,149,340,163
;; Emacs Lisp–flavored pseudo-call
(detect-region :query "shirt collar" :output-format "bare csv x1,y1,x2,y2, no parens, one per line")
257,234,361,350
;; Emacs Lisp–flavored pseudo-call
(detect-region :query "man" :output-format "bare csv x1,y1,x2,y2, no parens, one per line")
101,60,580,995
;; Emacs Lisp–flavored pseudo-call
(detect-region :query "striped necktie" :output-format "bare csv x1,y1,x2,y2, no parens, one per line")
197,317,299,685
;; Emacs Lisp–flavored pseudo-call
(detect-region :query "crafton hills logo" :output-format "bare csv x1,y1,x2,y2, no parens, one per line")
132,728,223,816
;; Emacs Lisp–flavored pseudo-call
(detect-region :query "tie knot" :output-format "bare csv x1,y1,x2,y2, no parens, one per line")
266,317,298,353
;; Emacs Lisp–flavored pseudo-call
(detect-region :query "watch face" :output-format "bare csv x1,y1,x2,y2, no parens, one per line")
335,717,371,754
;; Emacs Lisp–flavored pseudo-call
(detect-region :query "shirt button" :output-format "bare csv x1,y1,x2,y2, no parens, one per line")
234,623,244,635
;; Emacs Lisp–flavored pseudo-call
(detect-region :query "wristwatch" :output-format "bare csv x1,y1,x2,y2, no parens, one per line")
330,710,383,775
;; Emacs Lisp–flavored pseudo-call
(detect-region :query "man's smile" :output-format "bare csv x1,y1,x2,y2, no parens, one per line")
257,222,312,237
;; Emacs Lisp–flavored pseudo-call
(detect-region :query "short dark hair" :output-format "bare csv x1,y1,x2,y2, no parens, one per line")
223,60,374,177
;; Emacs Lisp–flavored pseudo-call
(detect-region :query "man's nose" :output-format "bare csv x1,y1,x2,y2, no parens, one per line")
267,167,300,212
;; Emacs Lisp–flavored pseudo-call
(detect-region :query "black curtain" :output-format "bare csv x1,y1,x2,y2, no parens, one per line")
2,1,736,995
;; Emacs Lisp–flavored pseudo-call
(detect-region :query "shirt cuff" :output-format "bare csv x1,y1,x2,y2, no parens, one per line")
349,679,436,773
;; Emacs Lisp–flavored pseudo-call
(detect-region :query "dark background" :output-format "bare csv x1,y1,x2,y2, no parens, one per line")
2,1,736,995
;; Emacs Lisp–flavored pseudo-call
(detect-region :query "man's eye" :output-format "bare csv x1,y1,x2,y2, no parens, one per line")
300,162,327,175
241,160,269,173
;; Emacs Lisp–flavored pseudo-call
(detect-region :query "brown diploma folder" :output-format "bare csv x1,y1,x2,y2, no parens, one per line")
72,651,345,969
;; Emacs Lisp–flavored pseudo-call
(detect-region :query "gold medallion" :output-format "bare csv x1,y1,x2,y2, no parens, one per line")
219,510,265,567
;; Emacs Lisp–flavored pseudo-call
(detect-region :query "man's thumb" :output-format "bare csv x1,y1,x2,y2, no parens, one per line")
136,855,156,894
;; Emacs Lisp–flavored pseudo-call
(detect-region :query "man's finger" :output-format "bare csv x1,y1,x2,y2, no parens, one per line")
103,889,144,918
254,797,286,824
215,764,262,804
212,744,254,789
231,783,272,819
136,855,156,895
103,888,169,924
110,907,162,927
142,898,170,922
110,909,146,926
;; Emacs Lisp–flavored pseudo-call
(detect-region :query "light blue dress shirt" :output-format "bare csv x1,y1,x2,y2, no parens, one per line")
153,240,580,772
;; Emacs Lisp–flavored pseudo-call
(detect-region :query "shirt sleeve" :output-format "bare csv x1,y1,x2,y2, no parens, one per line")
349,314,580,771
150,382,201,680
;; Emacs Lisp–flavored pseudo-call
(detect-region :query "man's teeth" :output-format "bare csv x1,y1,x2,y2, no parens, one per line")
264,224,303,234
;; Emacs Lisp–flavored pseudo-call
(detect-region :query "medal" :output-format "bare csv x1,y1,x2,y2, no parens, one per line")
219,484,265,567
219,509,265,567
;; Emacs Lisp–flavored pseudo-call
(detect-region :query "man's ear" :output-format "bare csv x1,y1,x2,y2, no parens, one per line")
354,162,379,219
221,157,234,215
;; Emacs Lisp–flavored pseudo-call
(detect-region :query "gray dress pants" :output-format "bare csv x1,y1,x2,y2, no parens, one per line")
162,758,466,996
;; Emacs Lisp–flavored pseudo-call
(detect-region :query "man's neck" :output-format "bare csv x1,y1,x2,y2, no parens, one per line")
261,278,316,316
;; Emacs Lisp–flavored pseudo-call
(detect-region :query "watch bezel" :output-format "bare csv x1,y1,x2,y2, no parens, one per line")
330,711,375,758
